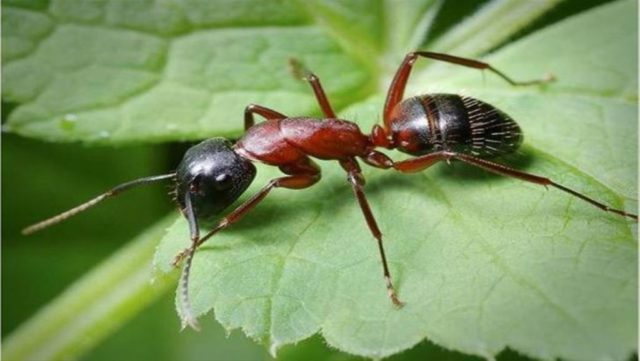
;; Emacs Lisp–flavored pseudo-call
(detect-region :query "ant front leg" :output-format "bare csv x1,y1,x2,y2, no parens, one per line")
388,151,638,220
383,51,554,129
172,159,320,264
244,104,287,130
340,157,403,307
172,158,321,328
289,58,337,118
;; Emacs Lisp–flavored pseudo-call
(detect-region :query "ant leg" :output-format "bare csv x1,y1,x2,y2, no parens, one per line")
449,152,638,220
289,58,337,118
244,104,287,130
412,51,553,86
383,51,554,129
340,157,403,307
173,159,320,330
361,150,394,169
171,174,312,266
390,151,637,220
390,151,448,173
172,159,320,264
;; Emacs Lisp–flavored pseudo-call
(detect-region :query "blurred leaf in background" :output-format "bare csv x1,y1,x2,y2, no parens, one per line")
2,0,636,361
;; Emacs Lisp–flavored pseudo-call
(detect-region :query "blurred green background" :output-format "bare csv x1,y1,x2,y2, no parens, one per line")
2,0,628,360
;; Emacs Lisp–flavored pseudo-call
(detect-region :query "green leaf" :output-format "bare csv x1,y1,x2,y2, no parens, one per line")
153,2,638,360
5,0,636,360
277,334,487,361
2,0,373,143
2,0,565,145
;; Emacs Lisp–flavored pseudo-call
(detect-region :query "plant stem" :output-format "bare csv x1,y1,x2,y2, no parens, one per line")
3,215,179,361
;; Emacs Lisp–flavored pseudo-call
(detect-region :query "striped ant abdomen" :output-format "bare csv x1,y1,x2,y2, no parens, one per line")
389,94,522,157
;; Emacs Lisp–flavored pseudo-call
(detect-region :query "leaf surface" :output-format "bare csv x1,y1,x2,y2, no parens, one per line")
3,0,372,143
4,0,637,360
154,1,637,360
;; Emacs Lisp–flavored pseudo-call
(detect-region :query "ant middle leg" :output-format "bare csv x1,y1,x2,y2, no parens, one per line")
289,58,337,118
386,151,637,220
244,104,287,130
340,157,403,307
383,51,554,128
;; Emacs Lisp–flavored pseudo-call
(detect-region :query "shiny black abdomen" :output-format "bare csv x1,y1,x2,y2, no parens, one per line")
389,94,522,157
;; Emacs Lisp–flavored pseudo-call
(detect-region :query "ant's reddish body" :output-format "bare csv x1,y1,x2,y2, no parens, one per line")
24,52,637,329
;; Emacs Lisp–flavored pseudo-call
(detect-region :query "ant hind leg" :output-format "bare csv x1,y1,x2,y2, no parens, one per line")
383,51,554,130
450,152,637,220
388,151,637,220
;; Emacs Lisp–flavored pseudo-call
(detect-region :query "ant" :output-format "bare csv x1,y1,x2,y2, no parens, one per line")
23,51,638,330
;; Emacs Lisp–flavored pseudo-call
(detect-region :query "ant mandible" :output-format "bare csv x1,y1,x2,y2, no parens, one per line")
23,51,638,330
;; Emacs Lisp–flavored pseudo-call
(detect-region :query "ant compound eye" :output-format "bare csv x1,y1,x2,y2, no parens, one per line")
189,174,205,194
214,173,233,190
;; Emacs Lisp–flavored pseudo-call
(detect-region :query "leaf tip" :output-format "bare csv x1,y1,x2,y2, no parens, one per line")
179,313,201,332
269,341,282,358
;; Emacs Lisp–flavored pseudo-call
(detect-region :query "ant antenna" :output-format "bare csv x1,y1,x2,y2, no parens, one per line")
22,173,176,235
178,189,201,330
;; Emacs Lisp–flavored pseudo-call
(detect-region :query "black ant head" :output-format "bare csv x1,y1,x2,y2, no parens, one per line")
176,138,256,222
